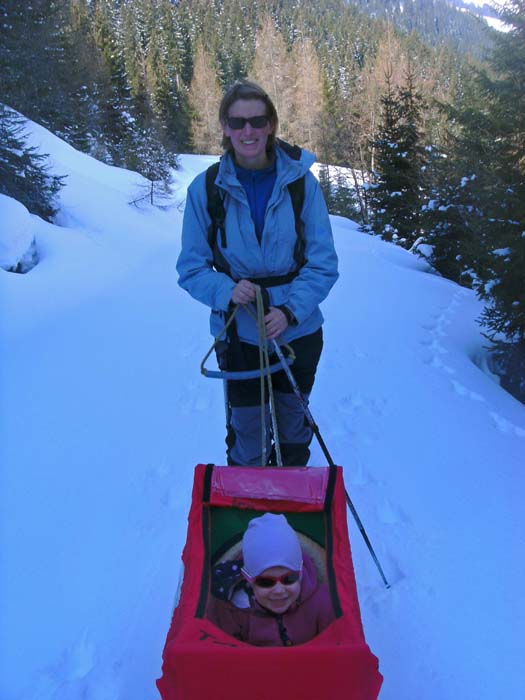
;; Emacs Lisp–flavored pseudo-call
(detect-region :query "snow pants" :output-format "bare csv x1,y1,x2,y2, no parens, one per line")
217,328,323,466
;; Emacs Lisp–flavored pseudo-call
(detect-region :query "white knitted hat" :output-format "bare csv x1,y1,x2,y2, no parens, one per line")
242,513,303,578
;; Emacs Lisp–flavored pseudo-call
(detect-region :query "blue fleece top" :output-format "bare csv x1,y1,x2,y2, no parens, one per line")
234,161,277,243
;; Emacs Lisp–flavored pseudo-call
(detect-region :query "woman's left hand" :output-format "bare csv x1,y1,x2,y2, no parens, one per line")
264,307,288,340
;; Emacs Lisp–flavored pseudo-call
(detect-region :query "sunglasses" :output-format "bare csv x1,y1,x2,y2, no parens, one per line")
226,115,270,130
249,571,301,589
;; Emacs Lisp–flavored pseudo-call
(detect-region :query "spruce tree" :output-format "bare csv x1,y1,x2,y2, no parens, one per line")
475,0,525,401
369,64,427,247
0,105,63,221
127,125,177,206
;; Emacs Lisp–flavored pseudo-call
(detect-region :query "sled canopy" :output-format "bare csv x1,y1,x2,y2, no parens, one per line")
157,464,383,700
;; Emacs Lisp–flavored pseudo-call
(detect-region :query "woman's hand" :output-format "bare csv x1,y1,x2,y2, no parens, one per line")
265,307,288,340
231,279,257,305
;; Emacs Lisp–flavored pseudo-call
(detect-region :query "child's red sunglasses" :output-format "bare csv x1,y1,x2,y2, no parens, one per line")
244,571,301,589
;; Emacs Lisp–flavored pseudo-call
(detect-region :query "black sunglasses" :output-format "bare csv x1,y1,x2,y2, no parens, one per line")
226,115,270,130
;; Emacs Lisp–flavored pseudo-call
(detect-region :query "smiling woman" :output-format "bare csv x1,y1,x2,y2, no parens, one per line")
176,79,339,467
222,98,274,170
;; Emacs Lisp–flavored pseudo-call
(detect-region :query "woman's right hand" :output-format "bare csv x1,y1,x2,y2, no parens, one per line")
231,279,257,305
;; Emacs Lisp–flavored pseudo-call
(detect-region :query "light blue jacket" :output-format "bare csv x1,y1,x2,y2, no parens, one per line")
177,144,339,344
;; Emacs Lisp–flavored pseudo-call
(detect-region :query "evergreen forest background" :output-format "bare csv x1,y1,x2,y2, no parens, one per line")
1,0,524,402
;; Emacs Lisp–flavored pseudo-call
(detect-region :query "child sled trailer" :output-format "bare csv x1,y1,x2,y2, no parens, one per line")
156,464,383,700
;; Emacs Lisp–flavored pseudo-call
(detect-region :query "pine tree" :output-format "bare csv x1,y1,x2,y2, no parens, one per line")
422,92,490,288
474,0,525,401
121,0,149,118
0,0,80,132
369,63,427,247
0,105,64,221
127,125,178,206
91,0,137,165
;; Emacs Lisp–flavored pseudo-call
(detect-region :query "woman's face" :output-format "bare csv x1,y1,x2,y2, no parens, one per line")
222,98,274,169
251,566,301,615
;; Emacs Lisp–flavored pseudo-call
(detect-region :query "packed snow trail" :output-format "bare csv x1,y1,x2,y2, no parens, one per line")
1,240,203,699
1,139,524,700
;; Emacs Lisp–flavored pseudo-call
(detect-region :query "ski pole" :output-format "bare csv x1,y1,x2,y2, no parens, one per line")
271,340,391,589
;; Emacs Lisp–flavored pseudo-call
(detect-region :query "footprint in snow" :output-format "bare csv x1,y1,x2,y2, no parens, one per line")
344,453,370,487
451,380,485,402
178,382,213,414
376,496,408,526
490,412,525,438
38,632,96,690
430,355,455,375
338,393,365,414
421,321,438,332
424,338,448,354
161,484,187,511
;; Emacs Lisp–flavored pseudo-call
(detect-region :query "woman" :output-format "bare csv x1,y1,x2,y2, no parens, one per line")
207,513,335,646
177,80,338,466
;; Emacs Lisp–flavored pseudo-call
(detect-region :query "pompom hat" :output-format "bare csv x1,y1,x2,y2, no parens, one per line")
241,513,303,578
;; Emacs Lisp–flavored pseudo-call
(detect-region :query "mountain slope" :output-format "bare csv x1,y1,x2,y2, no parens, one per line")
352,0,498,57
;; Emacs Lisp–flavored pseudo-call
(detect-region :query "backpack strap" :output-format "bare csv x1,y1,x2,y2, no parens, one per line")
205,161,232,276
275,139,307,269
288,176,306,268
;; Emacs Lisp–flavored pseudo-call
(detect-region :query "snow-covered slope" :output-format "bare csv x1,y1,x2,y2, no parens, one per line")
449,0,511,32
0,120,523,700
0,194,38,272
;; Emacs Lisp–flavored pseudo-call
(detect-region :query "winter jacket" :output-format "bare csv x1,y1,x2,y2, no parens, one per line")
206,554,336,646
176,144,339,344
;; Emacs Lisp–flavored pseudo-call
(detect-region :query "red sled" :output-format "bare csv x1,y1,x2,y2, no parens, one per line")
156,464,383,700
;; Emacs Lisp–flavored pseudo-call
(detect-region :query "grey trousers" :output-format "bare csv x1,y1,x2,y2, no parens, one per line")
219,329,323,466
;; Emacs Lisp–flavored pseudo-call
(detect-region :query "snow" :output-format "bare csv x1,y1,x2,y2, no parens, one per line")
450,0,512,32
485,15,511,31
0,194,35,269
1,119,524,700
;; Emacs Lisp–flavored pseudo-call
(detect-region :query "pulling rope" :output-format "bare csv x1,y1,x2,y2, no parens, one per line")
199,304,241,376
253,286,283,466
200,288,292,466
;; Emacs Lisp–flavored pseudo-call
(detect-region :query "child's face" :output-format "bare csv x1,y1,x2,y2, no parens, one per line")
251,566,301,615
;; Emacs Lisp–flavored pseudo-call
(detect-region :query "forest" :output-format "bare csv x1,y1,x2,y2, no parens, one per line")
1,0,524,401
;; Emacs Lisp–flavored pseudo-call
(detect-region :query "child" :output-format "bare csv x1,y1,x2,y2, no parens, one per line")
207,513,335,646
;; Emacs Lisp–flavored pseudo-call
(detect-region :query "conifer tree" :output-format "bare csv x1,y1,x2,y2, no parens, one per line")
290,37,324,154
369,63,427,247
127,125,178,206
474,0,525,400
252,15,295,144
156,0,192,150
0,105,63,221
145,31,172,126
91,0,137,164
0,0,82,134
188,43,223,155
121,0,149,118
